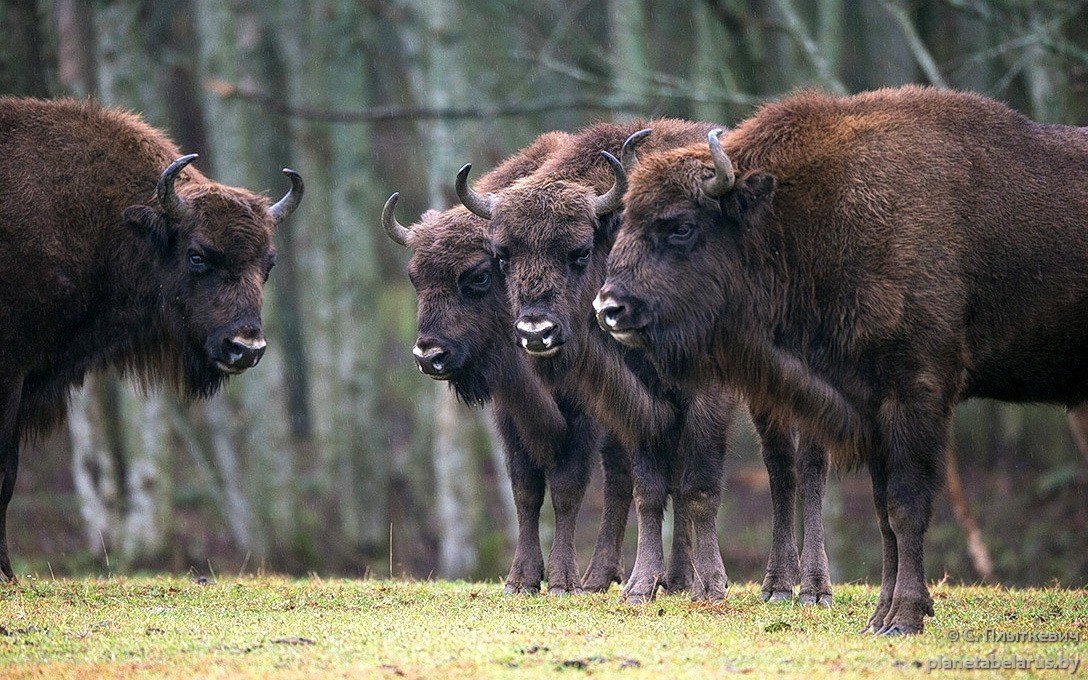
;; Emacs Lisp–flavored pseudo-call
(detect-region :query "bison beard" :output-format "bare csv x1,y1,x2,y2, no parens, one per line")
0,98,301,580
604,86,1088,633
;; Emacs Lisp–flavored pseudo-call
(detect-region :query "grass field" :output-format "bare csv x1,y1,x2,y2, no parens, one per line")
0,577,1085,678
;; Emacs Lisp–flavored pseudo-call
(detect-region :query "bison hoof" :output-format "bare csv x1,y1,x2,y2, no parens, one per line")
580,574,620,593
879,623,923,636
503,583,540,596
547,585,576,597
691,585,728,603
799,592,833,608
762,590,793,603
621,591,656,605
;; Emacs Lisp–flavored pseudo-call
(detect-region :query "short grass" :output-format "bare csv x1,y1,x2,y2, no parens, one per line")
0,578,1086,678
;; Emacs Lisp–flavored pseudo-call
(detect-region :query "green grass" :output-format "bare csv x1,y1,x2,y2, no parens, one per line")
0,578,1085,678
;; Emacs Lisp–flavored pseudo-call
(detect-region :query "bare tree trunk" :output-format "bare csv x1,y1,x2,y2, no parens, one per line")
395,0,483,579
0,0,49,97
55,0,96,97
1067,406,1088,465
945,446,995,582
434,386,479,577
68,379,121,559
608,0,648,111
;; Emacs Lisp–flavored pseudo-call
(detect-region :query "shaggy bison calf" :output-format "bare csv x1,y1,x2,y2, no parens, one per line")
599,86,1088,633
0,98,302,580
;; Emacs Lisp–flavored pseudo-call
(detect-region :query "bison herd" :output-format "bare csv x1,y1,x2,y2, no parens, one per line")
2,86,1087,636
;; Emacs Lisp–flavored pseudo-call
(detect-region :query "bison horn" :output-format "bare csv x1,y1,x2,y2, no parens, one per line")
156,154,198,219
702,129,735,198
620,128,652,171
593,150,626,217
270,168,305,225
381,192,411,247
455,164,494,220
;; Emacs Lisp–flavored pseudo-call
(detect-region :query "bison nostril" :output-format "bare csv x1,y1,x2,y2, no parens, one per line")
604,306,623,328
413,345,450,375
515,317,563,354
595,302,625,330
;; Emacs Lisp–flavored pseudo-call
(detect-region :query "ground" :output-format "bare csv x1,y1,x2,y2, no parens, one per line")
0,578,1085,678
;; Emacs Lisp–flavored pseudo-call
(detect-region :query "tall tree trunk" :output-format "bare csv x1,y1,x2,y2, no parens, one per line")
0,0,49,96
395,0,483,579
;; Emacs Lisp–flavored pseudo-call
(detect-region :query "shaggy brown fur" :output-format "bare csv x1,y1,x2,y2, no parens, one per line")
389,131,635,594
0,98,295,580
603,86,1088,632
469,118,832,603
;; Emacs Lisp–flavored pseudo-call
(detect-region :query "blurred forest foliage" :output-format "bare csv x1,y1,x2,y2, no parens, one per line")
0,0,1086,587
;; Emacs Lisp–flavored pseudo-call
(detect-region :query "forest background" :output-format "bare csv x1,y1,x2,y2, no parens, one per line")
1,0,1086,587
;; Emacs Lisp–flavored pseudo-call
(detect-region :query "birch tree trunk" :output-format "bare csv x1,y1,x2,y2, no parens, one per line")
395,0,483,578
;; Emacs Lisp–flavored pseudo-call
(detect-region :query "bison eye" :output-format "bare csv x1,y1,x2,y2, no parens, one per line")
569,246,592,271
460,270,492,299
497,257,508,274
188,251,207,271
668,223,696,246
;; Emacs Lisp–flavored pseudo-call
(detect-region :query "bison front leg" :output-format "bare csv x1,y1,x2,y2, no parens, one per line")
621,453,668,604
753,415,800,603
545,421,595,595
582,436,631,592
862,456,898,632
0,376,22,583
869,402,944,635
797,439,832,607
502,424,546,595
682,485,728,602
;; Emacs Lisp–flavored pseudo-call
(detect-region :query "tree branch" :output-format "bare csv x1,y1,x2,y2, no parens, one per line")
773,0,847,95
205,78,640,123
880,0,950,89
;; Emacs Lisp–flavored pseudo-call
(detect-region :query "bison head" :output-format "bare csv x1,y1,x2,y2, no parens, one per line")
456,151,625,367
122,154,302,396
382,193,509,406
597,130,776,378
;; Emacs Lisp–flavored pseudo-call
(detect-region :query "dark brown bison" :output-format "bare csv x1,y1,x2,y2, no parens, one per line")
383,131,640,594
0,97,302,580
457,118,832,604
599,86,1088,633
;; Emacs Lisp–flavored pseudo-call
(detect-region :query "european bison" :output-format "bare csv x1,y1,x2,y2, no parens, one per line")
0,98,302,580
383,132,637,594
598,86,1088,632
457,118,832,603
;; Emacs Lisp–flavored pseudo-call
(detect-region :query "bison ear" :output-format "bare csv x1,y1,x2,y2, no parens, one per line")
594,210,621,242
123,205,175,255
721,171,776,227
737,171,776,207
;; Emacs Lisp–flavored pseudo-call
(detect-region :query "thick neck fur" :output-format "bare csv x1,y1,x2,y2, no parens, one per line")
493,120,719,448
0,99,227,438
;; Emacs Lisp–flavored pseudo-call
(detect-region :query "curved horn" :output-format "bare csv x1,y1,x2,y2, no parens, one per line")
620,128,652,171
270,168,305,225
156,153,198,219
455,164,494,220
701,129,735,198
593,150,626,217
381,192,411,248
